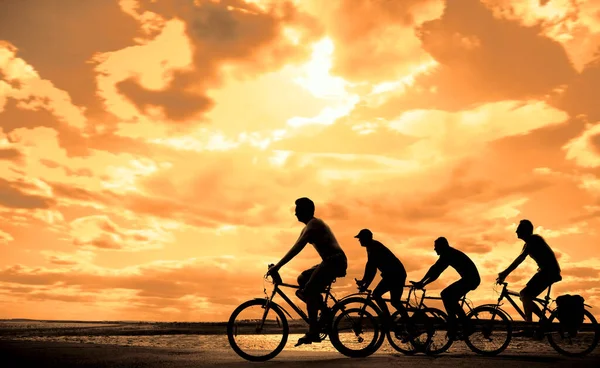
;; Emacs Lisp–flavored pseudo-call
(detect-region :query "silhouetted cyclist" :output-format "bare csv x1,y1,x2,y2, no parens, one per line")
354,229,410,327
267,197,347,346
413,237,480,340
497,219,562,337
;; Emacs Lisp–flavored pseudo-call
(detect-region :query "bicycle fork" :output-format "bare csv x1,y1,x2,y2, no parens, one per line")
256,291,281,333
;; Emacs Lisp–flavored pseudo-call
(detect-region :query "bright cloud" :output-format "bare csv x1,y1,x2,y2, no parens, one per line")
0,0,599,323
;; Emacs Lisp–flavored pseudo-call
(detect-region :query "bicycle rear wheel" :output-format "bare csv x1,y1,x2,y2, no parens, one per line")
464,306,512,356
329,303,384,358
387,307,451,355
547,308,599,357
227,299,288,361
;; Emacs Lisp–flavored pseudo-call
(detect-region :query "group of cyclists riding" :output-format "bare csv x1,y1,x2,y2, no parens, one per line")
266,197,564,347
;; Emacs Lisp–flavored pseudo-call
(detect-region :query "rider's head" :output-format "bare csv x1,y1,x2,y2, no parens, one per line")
354,228,373,247
294,197,315,223
516,219,534,240
434,237,450,255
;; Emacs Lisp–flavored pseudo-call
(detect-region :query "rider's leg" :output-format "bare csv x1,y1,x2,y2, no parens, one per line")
302,262,331,339
441,281,467,337
520,272,549,323
388,273,409,322
372,279,392,324
296,265,318,302
456,279,478,334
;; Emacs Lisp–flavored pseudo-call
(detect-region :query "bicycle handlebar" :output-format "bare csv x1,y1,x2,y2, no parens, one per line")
266,264,283,284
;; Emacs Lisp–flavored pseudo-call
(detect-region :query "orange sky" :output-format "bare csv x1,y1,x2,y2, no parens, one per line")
1,0,600,322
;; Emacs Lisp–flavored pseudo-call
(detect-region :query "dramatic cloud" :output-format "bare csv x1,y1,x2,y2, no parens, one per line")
0,1,139,120
357,0,577,116
300,0,444,82
69,215,173,251
98,0,325,123
1,0,600,322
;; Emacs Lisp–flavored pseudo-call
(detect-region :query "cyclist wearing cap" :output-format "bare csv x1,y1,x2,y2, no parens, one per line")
355,229,409,325
413,237,480,339
267,197,347,345
497,219,562,335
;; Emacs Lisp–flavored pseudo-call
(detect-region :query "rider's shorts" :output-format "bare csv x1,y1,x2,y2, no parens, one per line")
523,269,562,297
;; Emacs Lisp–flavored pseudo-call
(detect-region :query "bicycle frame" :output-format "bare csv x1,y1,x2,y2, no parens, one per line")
351,284,427,319
490,282,553,321
263,276,339,325
407,285,474,316
348,284,470,316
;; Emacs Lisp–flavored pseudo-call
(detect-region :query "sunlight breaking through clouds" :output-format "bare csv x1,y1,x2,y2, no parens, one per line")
287,37,360,127
1,0,600,324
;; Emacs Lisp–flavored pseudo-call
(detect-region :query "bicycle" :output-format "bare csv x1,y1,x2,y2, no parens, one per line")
402,281,479,356
463,281,599,357
227,264,383,361
330,278,449,356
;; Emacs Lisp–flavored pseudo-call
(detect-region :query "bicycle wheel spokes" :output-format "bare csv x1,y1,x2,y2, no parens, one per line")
465,306,511,356
387,310,416,355
547,309,600,357
227,299,288,362
420,308,452,355
331,307,381,358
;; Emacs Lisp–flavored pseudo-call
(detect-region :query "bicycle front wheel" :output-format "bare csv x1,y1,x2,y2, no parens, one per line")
547,308,599,357
227,299,288,362
421,307,453,355
330,306,384,358
464,305,512,356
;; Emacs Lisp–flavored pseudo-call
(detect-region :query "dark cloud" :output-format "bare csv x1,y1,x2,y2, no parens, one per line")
0,100,61,132
0,257,270,309
49,182,119,207
0,0,141,120
38,160,93,178
454,240,492,254
365,0,577,116
46,257,77,266
0,178,55,209
116,76,214,122
0,100,91,157
555,57,600,122
0,147,24,164
488,117,586,171
590,131,600,155
562,266,600,279
118,0,325,122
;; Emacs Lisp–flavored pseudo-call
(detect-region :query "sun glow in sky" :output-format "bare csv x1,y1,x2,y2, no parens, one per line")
1,0,600,322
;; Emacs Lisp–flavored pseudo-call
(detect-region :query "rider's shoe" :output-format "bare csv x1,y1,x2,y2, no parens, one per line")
295,333,322,347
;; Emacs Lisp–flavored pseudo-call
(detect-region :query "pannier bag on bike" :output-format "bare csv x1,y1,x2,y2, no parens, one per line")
556,294,585,337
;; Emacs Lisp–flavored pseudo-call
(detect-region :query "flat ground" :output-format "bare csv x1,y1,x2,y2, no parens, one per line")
1,340,599,368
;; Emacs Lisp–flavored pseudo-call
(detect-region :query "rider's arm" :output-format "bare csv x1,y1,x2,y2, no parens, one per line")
358,250,377,288
273,224,314,270
420,258,447,286
500,245,528,278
